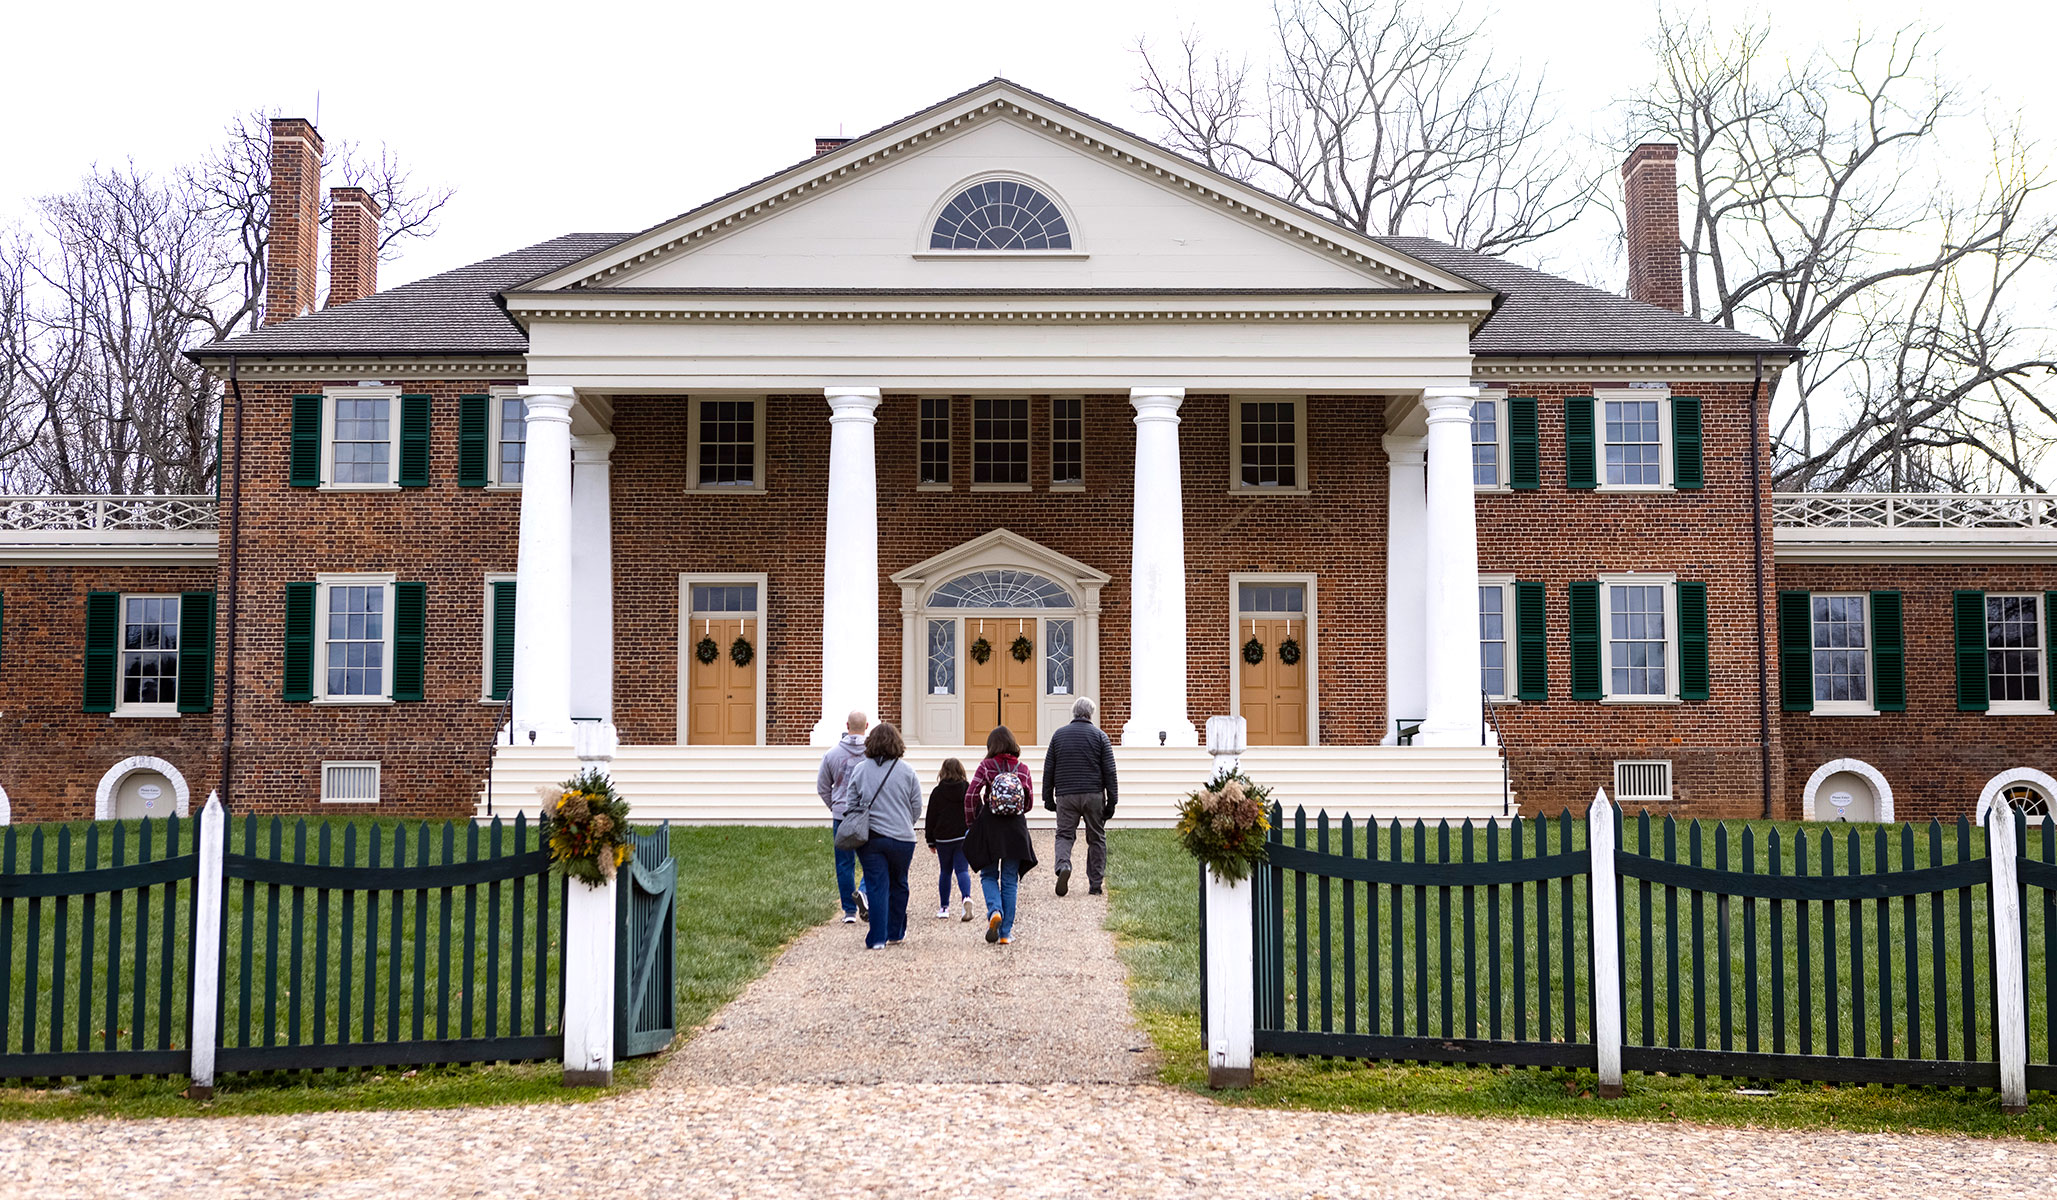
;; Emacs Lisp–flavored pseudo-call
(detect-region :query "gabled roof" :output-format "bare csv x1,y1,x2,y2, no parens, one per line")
192,233,625,360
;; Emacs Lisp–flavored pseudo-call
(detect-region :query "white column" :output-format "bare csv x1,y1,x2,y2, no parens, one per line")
811,387,882,746
1419,386,1483,746
1123,387,1197,747
569,433,616,725
1588,789,1625,1098
187,791,225,1097
512,387,576,744
560,874,618,1086
1203,868,1255,1088
1382,434,1427,744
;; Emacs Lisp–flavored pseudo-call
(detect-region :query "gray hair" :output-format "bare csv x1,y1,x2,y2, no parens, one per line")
1071,696,1097,721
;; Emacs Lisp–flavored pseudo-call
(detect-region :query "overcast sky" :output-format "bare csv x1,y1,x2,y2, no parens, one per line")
4,0,2050,293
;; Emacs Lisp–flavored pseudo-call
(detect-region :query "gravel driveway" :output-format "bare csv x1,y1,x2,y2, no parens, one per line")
7,830,2057,1197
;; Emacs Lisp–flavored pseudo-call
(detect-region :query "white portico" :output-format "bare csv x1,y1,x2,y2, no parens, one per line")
486,79,1505,821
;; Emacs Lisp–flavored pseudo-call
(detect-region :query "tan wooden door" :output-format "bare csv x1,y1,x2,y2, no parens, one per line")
1238,617,1308,746
964,623,1038,745
687,617,758,745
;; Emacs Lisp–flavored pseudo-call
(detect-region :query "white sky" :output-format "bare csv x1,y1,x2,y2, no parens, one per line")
3,0,2051,293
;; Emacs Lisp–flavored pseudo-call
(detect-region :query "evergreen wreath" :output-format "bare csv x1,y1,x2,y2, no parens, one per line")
969,636,993,665
1175,767,1272,884
1277,637,1302,666
729,636,755,668
536,768,634,888
1242,636,1266,665
694,635,720,665
1009,634,1034,663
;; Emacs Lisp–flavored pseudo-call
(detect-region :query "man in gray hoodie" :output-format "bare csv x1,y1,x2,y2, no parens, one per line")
818,710,871,923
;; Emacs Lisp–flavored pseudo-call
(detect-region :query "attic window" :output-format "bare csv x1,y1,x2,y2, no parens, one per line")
929,179,1072,250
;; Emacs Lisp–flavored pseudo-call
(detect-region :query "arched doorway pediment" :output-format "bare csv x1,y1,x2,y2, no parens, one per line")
890,528,1110,606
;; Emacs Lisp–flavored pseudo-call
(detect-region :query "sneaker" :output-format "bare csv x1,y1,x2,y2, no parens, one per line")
856,889,869,919
936,906,953,920
986,912,1003,944
1088,883,1104,896
867,944,883,951
997,937,1011,945
887,938,904,945
1055,868,1071,897
961,898,974,922
843,913,858,924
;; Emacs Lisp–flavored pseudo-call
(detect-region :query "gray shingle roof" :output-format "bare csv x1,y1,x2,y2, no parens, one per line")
1376,236,1795,357
191,232,627,359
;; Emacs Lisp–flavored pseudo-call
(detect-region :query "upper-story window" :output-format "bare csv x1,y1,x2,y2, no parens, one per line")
929,179,1072,250
325,387,401,488
919,397,951,487
495,393,527,485
686,397,765,492
1051,397,1084,487
1604,396,1664,486
972,397,1030,487
1472,397,1504,487
1233,400,1306,492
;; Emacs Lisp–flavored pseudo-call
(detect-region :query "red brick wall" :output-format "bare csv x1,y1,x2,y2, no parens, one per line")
1774,561,2057,821
0,562,219,821
1479,381,1783,818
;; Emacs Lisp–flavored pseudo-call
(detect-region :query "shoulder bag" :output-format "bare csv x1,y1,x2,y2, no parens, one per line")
833,759,898,851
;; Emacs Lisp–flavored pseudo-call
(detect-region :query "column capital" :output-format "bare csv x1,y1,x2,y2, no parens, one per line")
571,433,617,463
1381,433,1427,463
517,386,576,423
1422,386,1482,419
1130,387,1185,422
825,386,882,416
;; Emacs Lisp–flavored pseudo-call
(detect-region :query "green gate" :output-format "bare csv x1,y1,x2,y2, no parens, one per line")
615,824,677,1059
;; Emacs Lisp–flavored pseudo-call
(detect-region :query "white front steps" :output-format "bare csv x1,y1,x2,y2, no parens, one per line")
479,743,1510,828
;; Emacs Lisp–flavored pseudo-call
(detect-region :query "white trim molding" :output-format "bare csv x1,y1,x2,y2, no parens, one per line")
94,756,191,820
1978,767,2057,825
1801,758,1895,823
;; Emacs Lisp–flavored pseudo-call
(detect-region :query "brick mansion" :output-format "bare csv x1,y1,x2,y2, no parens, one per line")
1,80,2050,828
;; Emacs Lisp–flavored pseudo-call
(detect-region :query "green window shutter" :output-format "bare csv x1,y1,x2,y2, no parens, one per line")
398,393,431,488
290,393,323,487
1564,398,1596,490
1677,581,1709,700
283,582,316,703
1672,396,1704,489
2047,593,2057,712
1954,590,1989,712
489,580,517,701
176,591,216,714
458,393,491,487
393,581,427,702
1508,397,1540,490
1568,581,1601,700
1778,591,1814,712
1869,591,1905,712
1514,580,1547,701
84,591,120,712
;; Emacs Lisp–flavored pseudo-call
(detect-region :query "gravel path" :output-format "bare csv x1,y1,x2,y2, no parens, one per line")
670,829,1155,1085
7,828,2057,1197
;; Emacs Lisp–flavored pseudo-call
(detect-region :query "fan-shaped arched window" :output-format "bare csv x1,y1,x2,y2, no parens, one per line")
929,570,1074,609
929,179,1072,250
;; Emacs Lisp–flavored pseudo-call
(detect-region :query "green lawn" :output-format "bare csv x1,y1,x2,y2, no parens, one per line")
1104,825,2057,1138
0,821,830,1120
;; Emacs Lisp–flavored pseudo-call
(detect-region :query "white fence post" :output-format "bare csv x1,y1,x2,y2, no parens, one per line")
188,791,226,1098
1587,788,1624,1098
562,735,619,1086
1203,865,1255,1088
1986,802,2028,1114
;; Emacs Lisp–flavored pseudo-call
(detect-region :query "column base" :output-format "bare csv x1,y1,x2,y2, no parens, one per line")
562,1068,613,1088
509,720,578,749
1121,718,1198,748
1415,723,1479,748
1207,1066,1254,1089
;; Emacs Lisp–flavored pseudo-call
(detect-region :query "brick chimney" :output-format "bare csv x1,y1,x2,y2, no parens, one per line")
327,186,381,307
814,136,852,157
265,117,324,325
1621,142,1684,313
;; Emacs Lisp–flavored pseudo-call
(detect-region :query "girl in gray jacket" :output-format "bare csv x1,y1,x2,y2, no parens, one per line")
843,722,924,949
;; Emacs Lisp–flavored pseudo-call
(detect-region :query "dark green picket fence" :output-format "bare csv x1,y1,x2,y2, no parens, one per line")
1248,802,2056,1097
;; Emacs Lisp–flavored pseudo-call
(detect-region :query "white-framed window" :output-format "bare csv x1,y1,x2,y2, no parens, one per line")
1231,399,1308,493
489,386,526,487
1050,396,1084,489
1988,593,2047,715
321,385,401,490
315,573,396,703
1601,573,1678,702
118,593,182,716
971,396,1030,488
918,396,951,488
685,396,766,492
927,618,956,696
1597,386,1672,491
1811,593,1874,715
321,761,381,805
921,175,1079,253
1472,395,1509,489
1615,760,1675,803
1479,574,1515,701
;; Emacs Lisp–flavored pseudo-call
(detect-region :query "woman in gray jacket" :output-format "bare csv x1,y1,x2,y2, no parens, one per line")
844,722,924,949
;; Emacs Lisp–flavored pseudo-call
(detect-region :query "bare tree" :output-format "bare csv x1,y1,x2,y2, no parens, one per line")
1626,8,2057,491
1135,0,1596,256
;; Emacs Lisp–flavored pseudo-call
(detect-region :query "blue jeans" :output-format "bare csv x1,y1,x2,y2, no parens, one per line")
857,837,915,948
933,838,971,906
980,859,1021,939
831,818,866,916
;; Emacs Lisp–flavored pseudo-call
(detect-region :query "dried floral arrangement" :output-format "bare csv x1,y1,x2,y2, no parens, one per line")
537,767,633,887
1174,768,1272,884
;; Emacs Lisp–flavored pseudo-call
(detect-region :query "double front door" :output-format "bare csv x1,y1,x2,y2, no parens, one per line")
965,621,1037,744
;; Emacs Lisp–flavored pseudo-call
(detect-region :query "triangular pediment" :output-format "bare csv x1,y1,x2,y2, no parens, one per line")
518,80,1489,297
